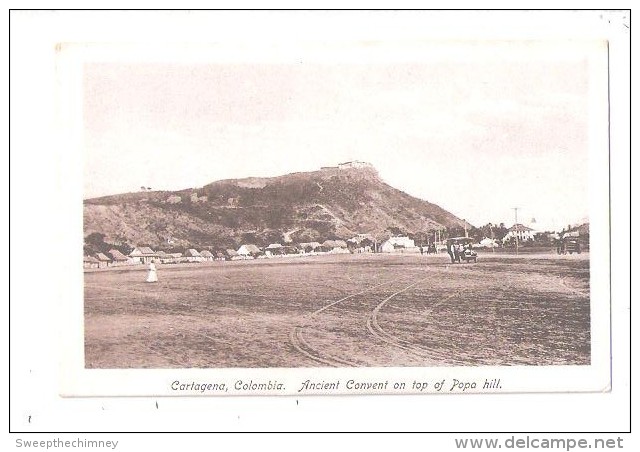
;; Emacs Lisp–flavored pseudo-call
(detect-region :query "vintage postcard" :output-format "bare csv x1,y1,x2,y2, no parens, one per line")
47,15,617,402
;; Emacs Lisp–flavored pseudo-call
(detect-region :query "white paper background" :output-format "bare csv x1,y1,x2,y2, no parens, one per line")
7,5,632,448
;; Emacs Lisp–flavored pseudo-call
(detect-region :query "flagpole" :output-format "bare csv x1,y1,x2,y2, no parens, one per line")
513,207,519,256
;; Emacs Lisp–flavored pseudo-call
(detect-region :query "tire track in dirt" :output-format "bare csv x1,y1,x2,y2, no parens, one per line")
290,269,458,367
364,263,519,366
289,327,365,367
365,277,466,365
558,276,590,298
289,278,400,367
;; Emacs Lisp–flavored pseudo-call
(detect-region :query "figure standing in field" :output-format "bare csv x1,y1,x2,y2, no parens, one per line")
454,242,462,263
146,260,158,283
448,241,456,263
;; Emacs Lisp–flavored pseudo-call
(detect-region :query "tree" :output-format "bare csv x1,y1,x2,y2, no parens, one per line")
494,223,508,241
85,232,105,246
386,226,406,236
449,226,465,238
256,229,284,247
115,242,133,255
360,238,374,248
411,231,429,247
241,232,258,244
84,232,110,255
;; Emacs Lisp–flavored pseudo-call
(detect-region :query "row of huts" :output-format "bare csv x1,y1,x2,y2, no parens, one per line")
83,235,427,269
83,247,218,269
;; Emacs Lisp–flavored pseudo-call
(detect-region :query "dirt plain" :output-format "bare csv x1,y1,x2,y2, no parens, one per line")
84,252,590,368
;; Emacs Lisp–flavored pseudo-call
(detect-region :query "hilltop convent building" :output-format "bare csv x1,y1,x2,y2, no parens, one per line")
338,161,373,170
321,161,374,171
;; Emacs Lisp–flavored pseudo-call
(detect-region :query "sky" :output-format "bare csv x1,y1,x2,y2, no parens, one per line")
83,42,604,232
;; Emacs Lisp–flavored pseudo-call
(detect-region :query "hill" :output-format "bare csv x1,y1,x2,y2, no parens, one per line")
84,163,468,250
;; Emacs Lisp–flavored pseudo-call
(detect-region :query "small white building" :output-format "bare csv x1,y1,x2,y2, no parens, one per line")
170,253,184,263
108,249,132,266
159,252,182,264
94,253,111,268
380,241,396,253
237,244,261,257
320,240,348,254
184,249,204,262
298,242,322,254
322,239,348,249
83,255,100,269
200,250,214,261
504,224,537,242
129,246,157,264
265,243,284,257
381,236,417,253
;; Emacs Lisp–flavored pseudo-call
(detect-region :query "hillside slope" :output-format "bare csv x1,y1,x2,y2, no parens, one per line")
84,165,467,249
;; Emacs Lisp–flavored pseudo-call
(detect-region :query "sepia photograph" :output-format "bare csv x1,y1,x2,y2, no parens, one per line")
80,41,600,373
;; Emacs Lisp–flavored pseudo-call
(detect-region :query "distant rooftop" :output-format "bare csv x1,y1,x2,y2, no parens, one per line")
508,223,535,232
